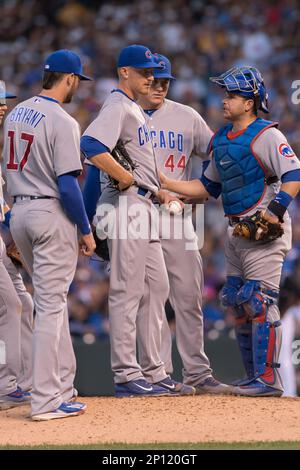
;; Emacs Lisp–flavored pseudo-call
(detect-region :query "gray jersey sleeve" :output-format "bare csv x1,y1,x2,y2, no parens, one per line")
253,127,300,178
203,155,220,182
192,110,213,155
54,117,82,176
82,101,124,152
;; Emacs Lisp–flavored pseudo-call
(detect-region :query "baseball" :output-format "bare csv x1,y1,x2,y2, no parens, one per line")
167,200,183,215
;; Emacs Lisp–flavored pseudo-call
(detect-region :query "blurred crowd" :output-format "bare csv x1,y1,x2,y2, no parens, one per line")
1,0,300,365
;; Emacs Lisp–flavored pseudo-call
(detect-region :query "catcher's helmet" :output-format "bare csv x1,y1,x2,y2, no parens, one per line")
210,66,269,113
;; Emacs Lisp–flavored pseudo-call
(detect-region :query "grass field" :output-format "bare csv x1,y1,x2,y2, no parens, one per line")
1,441,300,450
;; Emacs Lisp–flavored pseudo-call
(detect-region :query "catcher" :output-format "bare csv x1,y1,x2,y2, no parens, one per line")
160,66,300,397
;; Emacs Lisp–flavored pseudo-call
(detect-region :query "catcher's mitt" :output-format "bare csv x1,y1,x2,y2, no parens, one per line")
92,229,110,261
232,210,284,242
109,139,137,189
6,242,23,267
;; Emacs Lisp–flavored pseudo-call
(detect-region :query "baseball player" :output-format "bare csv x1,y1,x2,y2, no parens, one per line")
160,66,300,396
136,54,233,394
81,44,193,397
0,85,33,409
2,50,96,420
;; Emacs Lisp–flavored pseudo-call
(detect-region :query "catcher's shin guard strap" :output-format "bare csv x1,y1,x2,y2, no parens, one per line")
235,322,254,379
252,320,281,384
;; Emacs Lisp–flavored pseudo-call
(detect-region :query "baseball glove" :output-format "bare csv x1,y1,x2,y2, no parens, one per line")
108,139,137,189
232,210,284,242
6,242,23,267
92,229,110,261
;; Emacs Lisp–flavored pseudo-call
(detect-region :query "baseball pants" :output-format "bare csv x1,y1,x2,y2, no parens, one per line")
10,198,78,416
3,249,34,392
99,189,170,384
137,209,212,385
225,218,292,390
0,236,23,395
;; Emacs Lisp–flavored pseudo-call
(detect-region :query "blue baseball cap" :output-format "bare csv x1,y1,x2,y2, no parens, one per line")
0,80,16,101
43,49,92,81
153,54,175,80
117,45,162,69
1,91,17,99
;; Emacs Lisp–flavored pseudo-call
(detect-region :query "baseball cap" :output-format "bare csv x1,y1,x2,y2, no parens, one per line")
5,92,17,99
0,91,17,99
153,54,175,80
0,80,16,103
43,49,92,81
117,45,162,69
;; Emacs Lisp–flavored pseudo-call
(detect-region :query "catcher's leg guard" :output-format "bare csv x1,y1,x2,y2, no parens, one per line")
252,313,282,388
220,276,243,309
236,280,282,392
234,321,253,382
221,277,253,381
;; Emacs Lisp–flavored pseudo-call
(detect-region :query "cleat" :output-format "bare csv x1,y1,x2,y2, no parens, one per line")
155,376,196,396
233,379,283,397
0,388,31,410
31,401,87,421
194,376,235,395
115,378,171,398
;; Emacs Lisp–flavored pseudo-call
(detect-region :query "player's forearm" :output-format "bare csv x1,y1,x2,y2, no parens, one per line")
265,181,300,222
4,203,10,214
280,181,300,198
162,178,209,198
82,165,101,222
90,153,134,186
58,174,91,235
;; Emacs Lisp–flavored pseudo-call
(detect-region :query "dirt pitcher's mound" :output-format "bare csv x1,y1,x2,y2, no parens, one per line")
0,396,299,446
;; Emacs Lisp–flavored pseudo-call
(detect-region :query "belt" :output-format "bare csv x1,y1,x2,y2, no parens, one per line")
136,186,155,200
13,195,55,202
228,216,241,227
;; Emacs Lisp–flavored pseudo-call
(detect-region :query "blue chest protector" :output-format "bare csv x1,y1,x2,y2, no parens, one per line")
211,118,277,216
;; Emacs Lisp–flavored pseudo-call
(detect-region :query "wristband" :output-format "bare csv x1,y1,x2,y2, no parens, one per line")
267,190,293,222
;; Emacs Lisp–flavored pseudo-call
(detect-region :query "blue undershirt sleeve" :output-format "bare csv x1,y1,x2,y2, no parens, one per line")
82,165,101,221
58,172,91,235
200,173,222,199
281,169,300,183
3,210,11,228
80,135,110,159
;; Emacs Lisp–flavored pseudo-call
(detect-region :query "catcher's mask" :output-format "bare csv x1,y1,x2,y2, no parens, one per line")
210,66,269,113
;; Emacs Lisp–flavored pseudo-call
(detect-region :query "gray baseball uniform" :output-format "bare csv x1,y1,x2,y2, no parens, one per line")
204,127,297,287
0,170,25,396
205,125,300,390
2,247,34,392
3,95,81,415
83,90,170,384
136,99,214,384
